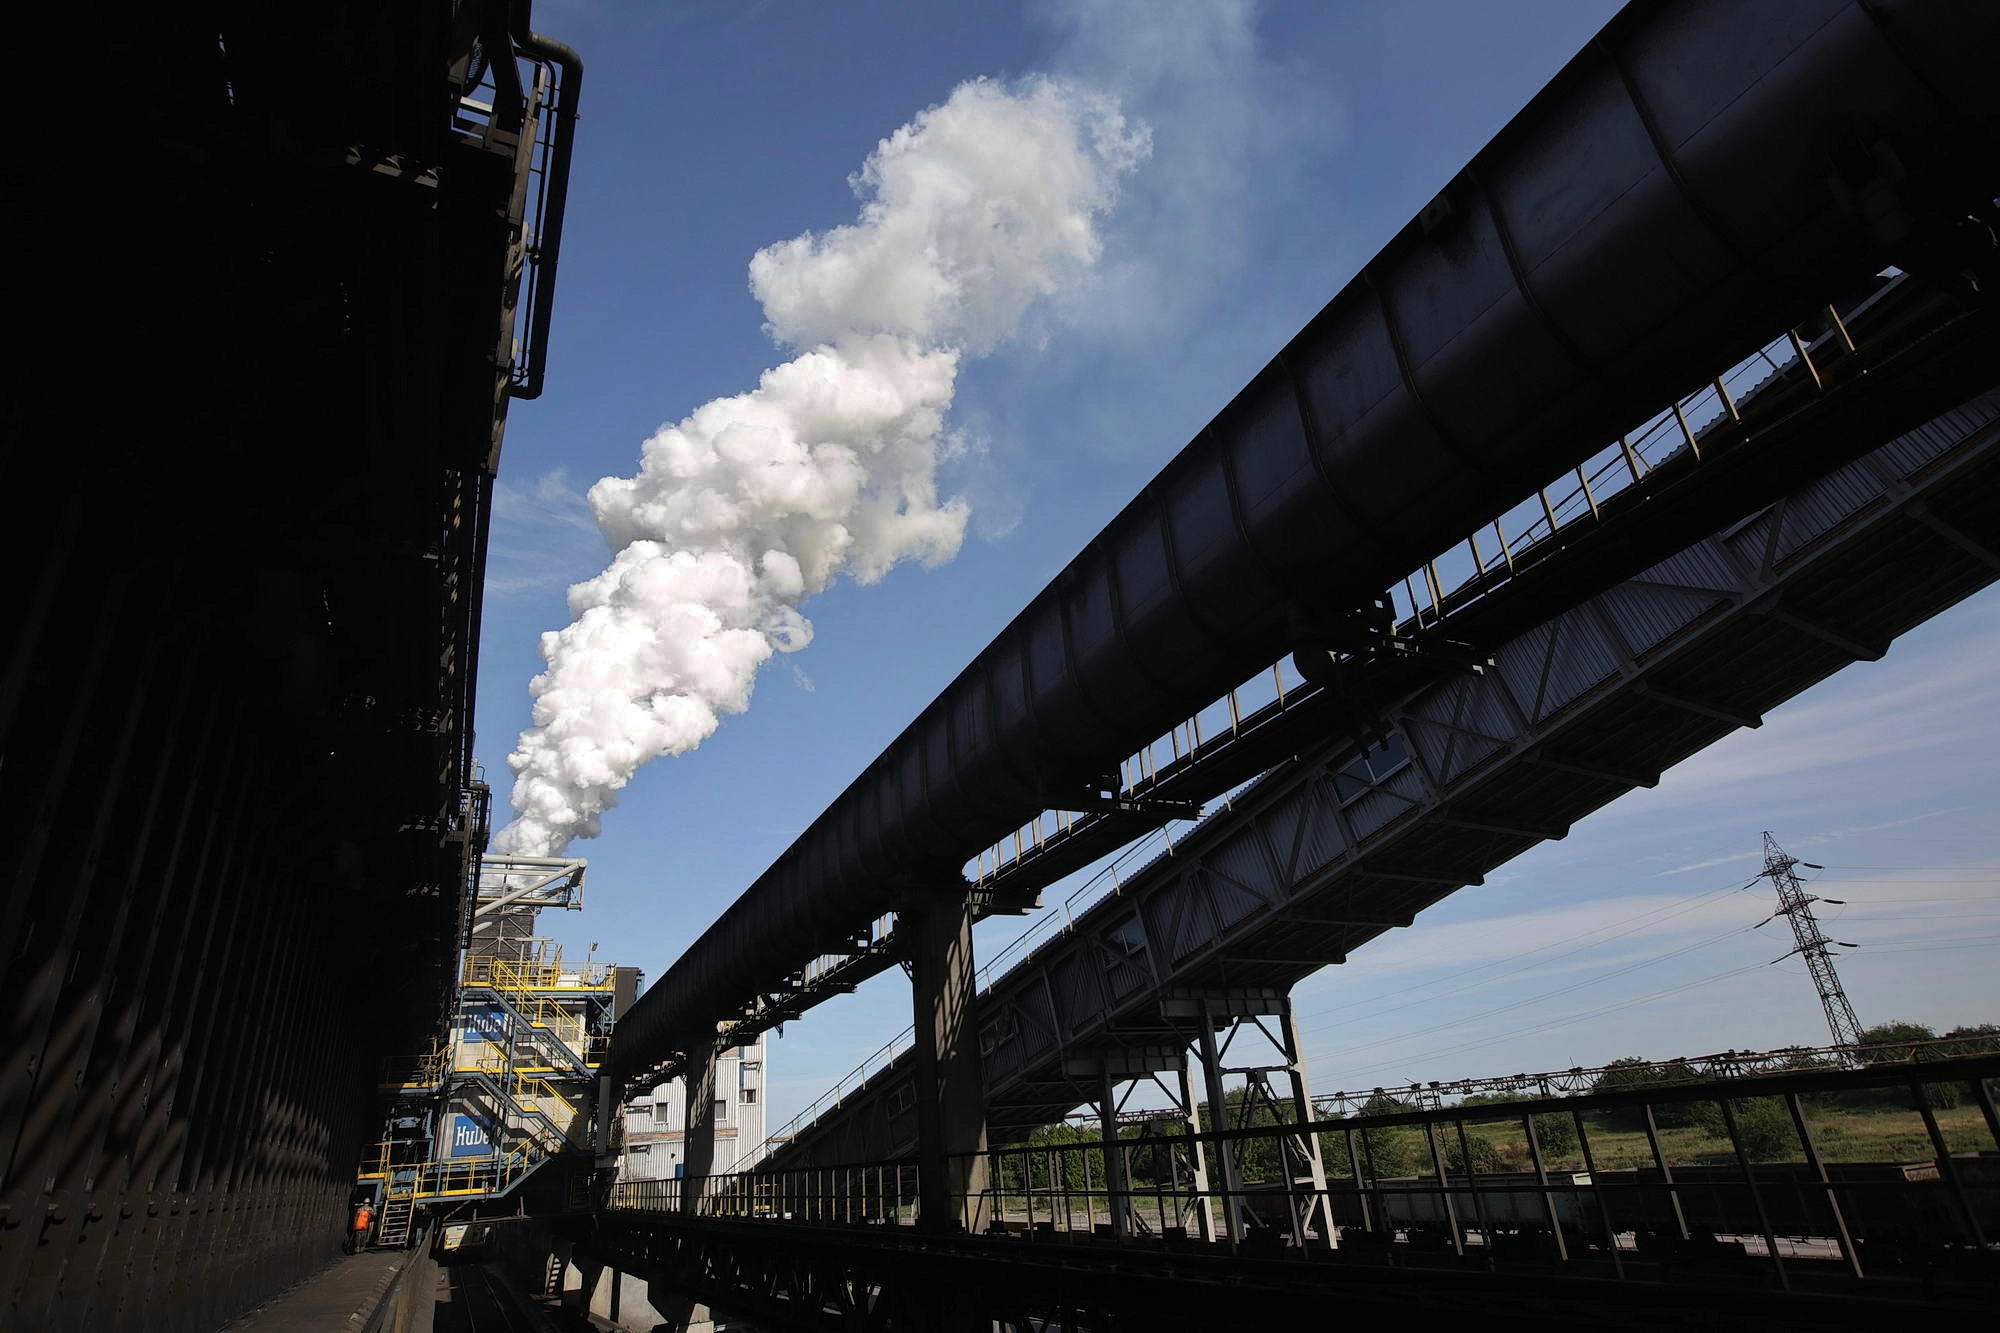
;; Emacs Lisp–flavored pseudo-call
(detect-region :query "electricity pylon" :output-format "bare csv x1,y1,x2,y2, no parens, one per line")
1756,832,1864,1050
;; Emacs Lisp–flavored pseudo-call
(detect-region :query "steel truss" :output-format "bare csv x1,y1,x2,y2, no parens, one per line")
773,380,2000,1167
595,1055,2000,1328
0,4,582,1325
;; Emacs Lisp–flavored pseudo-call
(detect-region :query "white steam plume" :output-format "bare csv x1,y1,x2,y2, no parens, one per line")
496,76,1149,856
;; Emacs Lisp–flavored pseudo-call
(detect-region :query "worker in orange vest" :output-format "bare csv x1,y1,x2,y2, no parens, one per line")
347,1201,375,1254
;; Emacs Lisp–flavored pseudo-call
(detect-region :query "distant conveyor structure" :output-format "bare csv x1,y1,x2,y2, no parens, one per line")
608,0,2000,1083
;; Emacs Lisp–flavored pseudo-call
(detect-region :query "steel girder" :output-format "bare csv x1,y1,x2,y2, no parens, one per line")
772,383,2000,1165
610,0,2000,1082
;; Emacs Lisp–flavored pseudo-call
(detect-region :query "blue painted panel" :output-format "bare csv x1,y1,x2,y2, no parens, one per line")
464,1003,507,1045
447,1113,494,1158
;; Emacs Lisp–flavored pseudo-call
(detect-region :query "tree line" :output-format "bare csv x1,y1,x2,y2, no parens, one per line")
995,1019,1996,1187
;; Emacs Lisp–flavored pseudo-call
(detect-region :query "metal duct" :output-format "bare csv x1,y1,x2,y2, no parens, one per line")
610,0,2000,1080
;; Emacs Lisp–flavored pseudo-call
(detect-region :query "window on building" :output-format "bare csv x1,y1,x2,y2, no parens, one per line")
741,1087,757,1104
713,1098,729,1123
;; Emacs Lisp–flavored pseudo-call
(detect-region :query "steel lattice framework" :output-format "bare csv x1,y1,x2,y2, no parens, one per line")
1759,834,1866,1051
772,381,2000,1165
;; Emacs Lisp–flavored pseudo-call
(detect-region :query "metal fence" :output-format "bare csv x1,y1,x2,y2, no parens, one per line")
612,1054,2000,1291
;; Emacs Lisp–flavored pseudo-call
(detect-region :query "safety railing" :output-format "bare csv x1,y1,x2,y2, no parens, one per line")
379,1042,451,1092
383,1124,569,1203
355,1140,393,1182
461,939,614,1074
763,824,1185,1152
614,1163,923,1227
515,1075,591,1144
1303,1037,2000,1119
619,1054,2000,1292
961,289,1889,895
454,1044,513,1077
462,943,616,992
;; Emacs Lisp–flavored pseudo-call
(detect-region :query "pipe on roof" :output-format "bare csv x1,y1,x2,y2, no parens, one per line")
609,0,2000,1084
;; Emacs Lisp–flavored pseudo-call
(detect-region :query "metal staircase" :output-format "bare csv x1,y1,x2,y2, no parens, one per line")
352,851,621,1241
377,1196,416,1249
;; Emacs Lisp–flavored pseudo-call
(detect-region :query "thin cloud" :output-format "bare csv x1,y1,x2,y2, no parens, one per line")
1646,621,2000,807
1298,887,1762,987
487,469,602,596
1660,808,1970,876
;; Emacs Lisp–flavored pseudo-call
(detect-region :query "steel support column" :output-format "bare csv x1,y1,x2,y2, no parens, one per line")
679,1046,718,1216
1275,1001,1335,1251
1171,989,1333,1250
1094,1063,1132,1239
1193,1006,1251,1246
1177,1054,1217,1243
908,901,988,1233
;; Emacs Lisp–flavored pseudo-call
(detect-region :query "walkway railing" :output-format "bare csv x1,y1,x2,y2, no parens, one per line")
615,1053,2000,1293
761,822,1190,1150
961,287,1890,895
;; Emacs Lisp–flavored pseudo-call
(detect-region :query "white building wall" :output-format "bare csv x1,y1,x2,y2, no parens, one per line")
619,1035,767,1181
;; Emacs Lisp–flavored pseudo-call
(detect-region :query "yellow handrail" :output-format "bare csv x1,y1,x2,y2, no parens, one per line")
358,938,618,1202
461,941,617,993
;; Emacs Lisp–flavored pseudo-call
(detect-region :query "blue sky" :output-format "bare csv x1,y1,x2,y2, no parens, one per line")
480,0,1999,1127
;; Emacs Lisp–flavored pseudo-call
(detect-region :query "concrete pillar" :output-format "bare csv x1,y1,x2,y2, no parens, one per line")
679,1045,717,1217
909,900,989,1233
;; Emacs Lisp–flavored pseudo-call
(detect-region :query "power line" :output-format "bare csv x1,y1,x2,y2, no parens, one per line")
1812,871,1996,888
1830,911,2000,923
1826,893,2000,903
1851,930,2000,948
1305,918,1761,1068
1321,960,1772,1086
1812,863,2000,872
1293,878,1756,1025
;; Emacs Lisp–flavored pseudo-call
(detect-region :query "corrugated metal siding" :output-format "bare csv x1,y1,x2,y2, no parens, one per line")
766,389,2000,1166
1534,609,1625,717
1207,834,1280,905
1595,576,1731,659
1875,391,1999,477
1286,780,1349,879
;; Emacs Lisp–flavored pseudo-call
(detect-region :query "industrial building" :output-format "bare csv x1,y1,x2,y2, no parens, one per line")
6,0,1999,1328
351,853,631,1248
621,1039,771,1187
2,3,589,1328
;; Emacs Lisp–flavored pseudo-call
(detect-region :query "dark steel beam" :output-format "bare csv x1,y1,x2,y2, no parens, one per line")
1764,608,1888,662
1358,865,1485,887
1908,503,2000,572
1430,810,1570,840
1519,747,1660,789
608,0,2000,1082
1631,679,1763,730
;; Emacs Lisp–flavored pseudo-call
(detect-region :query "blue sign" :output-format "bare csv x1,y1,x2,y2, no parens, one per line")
465,1003,507,1045
447,1113,495,1158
